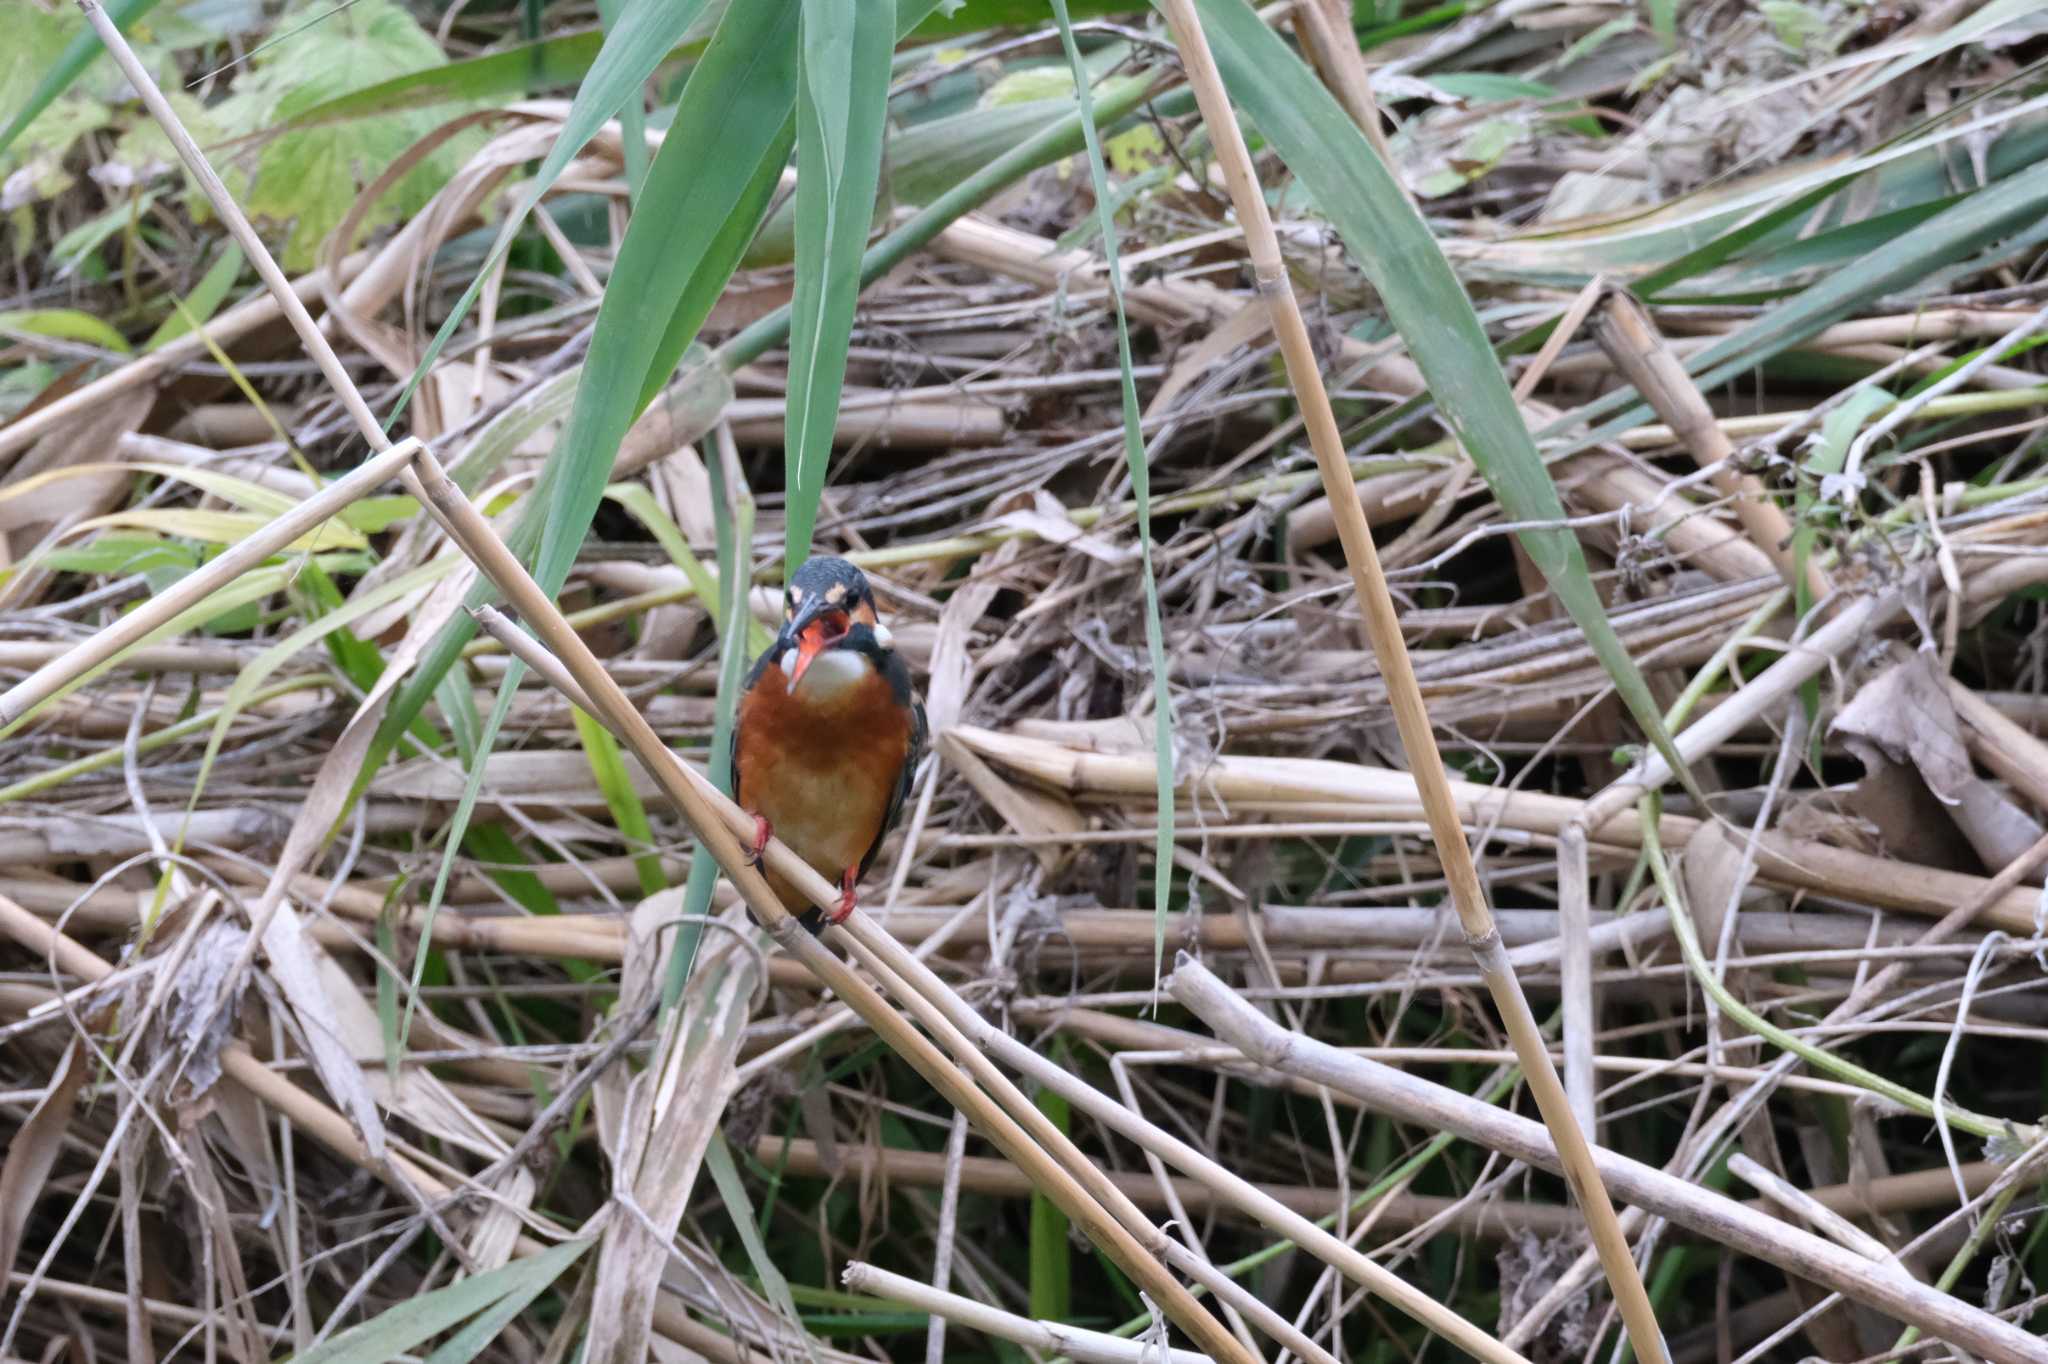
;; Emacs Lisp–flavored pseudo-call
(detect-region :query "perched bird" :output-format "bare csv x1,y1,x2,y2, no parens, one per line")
732,556,925,925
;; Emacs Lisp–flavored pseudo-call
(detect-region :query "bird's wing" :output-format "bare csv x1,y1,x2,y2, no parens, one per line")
859,691,926,882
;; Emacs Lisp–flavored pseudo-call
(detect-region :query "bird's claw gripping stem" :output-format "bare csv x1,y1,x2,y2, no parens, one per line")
747,815,772,869
829,868,859,924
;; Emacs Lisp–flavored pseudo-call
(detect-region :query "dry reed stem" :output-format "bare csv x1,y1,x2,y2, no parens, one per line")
1149,8,1669,1358
1724,1155,1895,1264
1591,289,1829,603
71,8,1250,1356
845,1262,1210,1364
1168,956,2048,1364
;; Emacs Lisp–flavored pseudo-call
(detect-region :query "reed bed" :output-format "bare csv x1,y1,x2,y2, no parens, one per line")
5,1,2048,1361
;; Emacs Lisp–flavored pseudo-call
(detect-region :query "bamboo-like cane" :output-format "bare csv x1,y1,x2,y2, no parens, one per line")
71,6,1251,1357
1149,4,1668,1360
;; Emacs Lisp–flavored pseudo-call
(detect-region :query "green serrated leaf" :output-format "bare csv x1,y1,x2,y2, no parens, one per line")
213,0,482,269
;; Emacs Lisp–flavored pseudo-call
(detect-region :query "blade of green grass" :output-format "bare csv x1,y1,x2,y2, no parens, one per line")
0,309,131,353
1185,0,1695,790
704,1130,819,1362
664,451,755,1010
142,244,244,352
595,0,651,203
572,707,667,896
1027,1043,1074,1321
784,0,896,580
285,1238,590,1364
1052,0,1176,984
361,0,796,818
1551,155,2048,457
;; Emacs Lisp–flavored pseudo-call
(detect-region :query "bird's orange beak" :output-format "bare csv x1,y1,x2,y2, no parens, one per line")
785,612,849,693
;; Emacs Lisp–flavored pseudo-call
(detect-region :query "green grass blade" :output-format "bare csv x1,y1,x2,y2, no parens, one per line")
705,1131,818,1361
382,0,717,433
572,707,666,896
595,0,651,203
1027,1047,1074,1321
664,454,756,1010
785,0,896,580
0,0,159,158
284,1238,590,1364
1554,156,2048,455
1185,0,1694,789
142,244,245,353
1052,0,1176,983
365,0,796,812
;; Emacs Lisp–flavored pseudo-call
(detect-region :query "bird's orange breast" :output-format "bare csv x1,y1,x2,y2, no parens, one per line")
736,660,913,885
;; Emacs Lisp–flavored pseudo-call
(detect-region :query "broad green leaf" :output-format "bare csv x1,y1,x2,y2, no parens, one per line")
785,0,895,579
0,309,130,354
285,1238,590,1364
1185,0,1694,786
211,0,480,269
1053,0,1176,981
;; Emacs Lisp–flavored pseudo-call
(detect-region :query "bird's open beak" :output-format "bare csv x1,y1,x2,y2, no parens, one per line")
783,598,847,694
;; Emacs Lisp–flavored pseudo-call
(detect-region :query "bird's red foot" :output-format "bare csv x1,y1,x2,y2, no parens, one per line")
747,815,772,869
829,868,859,924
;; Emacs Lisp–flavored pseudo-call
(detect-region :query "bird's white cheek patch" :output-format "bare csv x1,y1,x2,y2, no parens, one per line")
871,622,893,651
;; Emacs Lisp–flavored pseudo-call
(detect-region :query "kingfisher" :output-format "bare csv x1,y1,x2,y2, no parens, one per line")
732,556,926,926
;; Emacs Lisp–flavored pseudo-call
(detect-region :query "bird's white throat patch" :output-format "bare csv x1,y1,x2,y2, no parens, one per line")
783,645,871,702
